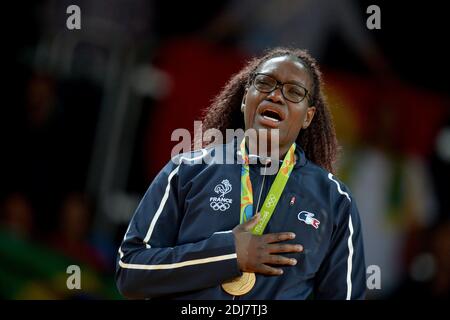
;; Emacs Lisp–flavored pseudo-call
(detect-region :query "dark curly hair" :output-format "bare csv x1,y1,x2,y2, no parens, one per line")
200,47,339,173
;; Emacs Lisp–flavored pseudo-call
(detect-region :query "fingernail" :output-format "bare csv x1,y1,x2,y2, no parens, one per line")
279,269,284,275
290,233,296,239
291,259,297,265
297,245,303,251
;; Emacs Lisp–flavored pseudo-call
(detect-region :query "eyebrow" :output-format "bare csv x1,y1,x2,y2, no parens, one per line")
259,72,307,88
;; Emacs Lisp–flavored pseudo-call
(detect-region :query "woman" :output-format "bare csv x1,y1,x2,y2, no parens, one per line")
116,48,366,299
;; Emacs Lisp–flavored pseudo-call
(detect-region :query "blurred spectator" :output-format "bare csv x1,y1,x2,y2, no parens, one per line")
0,193,34,239
430,120,450,223
26,73,57,129
6,70,103,235
430,221,450,297
48,193,108,272
3,72,62,235
391,220,450,299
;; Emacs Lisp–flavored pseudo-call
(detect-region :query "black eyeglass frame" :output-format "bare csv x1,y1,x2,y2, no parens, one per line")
251,73,312,104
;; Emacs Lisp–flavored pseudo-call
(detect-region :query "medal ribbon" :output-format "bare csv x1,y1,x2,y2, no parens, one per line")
239,138,296,235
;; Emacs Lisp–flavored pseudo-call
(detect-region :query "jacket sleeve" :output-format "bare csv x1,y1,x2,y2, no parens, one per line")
313,184,366,300
115,160,241,299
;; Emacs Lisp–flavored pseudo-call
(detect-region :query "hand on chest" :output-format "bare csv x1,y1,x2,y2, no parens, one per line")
183,169,332,254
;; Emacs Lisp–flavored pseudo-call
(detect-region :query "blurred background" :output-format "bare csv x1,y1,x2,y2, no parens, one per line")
1,0,449,299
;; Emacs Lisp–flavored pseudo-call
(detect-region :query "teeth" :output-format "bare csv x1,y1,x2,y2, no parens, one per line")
263,115,280,122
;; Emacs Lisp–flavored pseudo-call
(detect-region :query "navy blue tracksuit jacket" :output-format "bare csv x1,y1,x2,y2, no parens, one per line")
116,140,366,299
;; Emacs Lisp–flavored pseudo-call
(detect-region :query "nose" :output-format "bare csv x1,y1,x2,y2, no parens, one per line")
266,86,284,104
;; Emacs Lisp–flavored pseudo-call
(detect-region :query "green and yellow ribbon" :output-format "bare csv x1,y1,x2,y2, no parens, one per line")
239,138,296,235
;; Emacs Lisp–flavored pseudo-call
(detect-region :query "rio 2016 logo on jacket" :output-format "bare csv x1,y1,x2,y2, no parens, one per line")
210,179,233,211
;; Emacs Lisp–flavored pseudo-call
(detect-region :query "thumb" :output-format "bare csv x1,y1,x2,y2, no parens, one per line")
243,212,260,231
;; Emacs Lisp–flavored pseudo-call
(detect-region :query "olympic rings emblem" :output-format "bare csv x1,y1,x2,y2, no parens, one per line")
210,201,231,211
265,194,277,208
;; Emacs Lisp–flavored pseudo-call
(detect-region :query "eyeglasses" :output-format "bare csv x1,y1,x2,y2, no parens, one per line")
252,73,310,103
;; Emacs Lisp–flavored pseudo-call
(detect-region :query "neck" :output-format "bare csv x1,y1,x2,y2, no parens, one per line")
278,145,290,159
245,136,292,161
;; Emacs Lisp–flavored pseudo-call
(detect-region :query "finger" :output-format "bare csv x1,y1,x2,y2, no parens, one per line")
263,254,297,266
265,243,303,254
263,232,296,244
256,264,284,276
242,212,260,231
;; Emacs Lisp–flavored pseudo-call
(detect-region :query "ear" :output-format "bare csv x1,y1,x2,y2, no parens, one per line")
302,106,316,129
241,88,249,112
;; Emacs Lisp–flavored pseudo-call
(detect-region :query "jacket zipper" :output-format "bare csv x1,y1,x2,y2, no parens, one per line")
255,168,267,213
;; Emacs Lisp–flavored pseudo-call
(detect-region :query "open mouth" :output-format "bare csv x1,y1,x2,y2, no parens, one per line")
261,109,283,123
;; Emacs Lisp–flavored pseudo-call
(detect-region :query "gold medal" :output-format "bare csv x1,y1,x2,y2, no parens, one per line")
221,272,256,296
